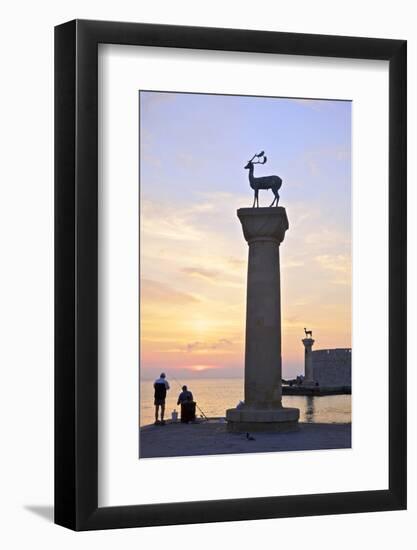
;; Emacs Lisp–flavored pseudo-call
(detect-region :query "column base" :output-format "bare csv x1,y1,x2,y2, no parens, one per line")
225,407,299,433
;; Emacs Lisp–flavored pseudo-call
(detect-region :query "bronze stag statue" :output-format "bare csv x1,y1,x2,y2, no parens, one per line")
244,151,282,208
304,327,313,338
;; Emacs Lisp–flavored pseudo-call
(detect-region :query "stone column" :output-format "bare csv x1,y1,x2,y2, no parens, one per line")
302,338,316,385
226,207,299,432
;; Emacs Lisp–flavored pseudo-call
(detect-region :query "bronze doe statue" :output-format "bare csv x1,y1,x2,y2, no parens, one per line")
244,151,282,208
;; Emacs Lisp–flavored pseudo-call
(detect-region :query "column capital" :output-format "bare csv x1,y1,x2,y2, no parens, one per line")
237,207,289,245
302,338,315,347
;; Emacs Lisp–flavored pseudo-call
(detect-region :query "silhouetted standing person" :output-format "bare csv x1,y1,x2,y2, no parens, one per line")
154,372,170,425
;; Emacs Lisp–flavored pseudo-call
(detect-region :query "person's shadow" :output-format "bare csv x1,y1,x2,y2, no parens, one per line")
24,505,54,522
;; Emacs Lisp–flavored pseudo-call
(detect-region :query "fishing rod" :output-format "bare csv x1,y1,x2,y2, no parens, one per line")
171,376,209,421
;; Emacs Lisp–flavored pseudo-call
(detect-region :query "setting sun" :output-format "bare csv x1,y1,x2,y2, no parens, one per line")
189,364,217,372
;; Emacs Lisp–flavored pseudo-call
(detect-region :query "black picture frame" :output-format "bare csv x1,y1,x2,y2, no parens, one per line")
55,19,407,531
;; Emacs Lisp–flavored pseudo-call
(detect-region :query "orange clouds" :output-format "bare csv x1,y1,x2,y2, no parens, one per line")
141,278,199,304
140,193,351,379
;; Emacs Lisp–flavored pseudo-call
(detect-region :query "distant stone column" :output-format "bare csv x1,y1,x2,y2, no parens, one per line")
302,338,316,385
226,207,299,432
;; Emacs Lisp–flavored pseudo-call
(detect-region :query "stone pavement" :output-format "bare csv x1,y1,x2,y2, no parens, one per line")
139,420,351,458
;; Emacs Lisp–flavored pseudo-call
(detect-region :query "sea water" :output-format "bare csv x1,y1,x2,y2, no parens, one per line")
140,378,351,427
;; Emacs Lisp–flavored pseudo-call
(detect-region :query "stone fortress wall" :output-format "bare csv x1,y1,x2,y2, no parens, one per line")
312,348,351,387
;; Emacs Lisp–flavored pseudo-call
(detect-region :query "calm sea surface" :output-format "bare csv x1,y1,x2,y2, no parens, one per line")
140,378,351,427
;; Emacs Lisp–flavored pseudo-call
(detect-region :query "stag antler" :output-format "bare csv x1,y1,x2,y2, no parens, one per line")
253,152,267,165
249,151,267,164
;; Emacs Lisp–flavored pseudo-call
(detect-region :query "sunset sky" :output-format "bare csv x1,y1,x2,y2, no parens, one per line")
139,91,351,380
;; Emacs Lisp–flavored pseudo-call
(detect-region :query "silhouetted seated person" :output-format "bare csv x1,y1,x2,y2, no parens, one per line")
177,385,196,423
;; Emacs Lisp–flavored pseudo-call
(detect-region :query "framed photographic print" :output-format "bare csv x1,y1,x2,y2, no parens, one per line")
55,19,406,530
